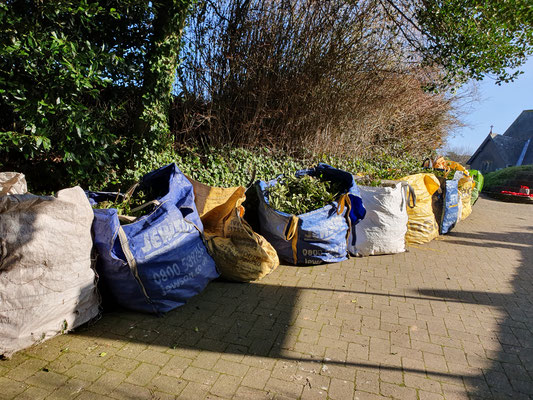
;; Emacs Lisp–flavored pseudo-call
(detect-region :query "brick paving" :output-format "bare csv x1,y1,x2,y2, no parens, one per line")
1,195,533,400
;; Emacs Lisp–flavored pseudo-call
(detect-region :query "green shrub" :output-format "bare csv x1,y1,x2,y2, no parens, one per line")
484,165,533,191
0,2,150,189
1,1,192,192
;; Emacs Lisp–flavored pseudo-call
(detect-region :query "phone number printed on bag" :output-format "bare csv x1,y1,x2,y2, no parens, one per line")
153,242,210,296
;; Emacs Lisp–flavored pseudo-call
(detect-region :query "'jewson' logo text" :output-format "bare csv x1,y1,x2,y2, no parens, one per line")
139,217,195,259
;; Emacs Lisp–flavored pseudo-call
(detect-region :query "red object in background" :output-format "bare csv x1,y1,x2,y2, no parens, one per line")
501,187,533,197
519,185,531,195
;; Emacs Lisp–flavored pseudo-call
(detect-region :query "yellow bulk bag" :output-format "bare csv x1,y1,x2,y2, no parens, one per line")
401,173,441,244
447,161,469,175
190,179,279,282
458,176,475,220
431,156,448,170
428,158,469,177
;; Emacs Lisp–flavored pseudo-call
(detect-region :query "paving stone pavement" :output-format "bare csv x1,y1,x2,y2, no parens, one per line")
1,195,533,400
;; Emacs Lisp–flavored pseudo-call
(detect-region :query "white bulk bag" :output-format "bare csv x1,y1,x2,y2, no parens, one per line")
0,172,27,195
0,186,99,358
355,181,415,256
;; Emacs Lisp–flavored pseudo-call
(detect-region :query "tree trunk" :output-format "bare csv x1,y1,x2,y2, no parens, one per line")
132,0,193,159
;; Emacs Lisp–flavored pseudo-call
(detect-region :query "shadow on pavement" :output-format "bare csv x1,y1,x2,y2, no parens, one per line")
72,280,469,383
418,221,533,398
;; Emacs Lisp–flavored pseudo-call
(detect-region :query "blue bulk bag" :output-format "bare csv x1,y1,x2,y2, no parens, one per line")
88,163,219,314
434,178,460,235
256,164,366,265
441,179,460,234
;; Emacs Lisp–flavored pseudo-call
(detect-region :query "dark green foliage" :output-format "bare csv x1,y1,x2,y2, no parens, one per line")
132,0,194,157
0,0,192,191
421,0,533,84
0,1,144,186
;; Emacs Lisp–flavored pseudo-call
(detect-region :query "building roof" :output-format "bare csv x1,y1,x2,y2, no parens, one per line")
522,140,533,165
467,134,491,165
468,110,533,167
503,110,533,141
491,135,527,166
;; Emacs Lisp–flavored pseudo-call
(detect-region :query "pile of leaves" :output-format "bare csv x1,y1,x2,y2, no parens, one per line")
431,168,460,179
268,174,345,215
354,176,384,187
92,185,154,223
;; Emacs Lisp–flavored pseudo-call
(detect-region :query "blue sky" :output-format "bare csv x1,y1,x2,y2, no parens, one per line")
446,57,533,154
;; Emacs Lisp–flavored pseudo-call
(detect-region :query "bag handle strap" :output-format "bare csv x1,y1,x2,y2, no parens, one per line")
117,226,158,313
401,182,416,209
336,193,350,215
284,215,299,265
422,158,433,169
124,182,139,201
337,193,357,247
130,199,161,214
